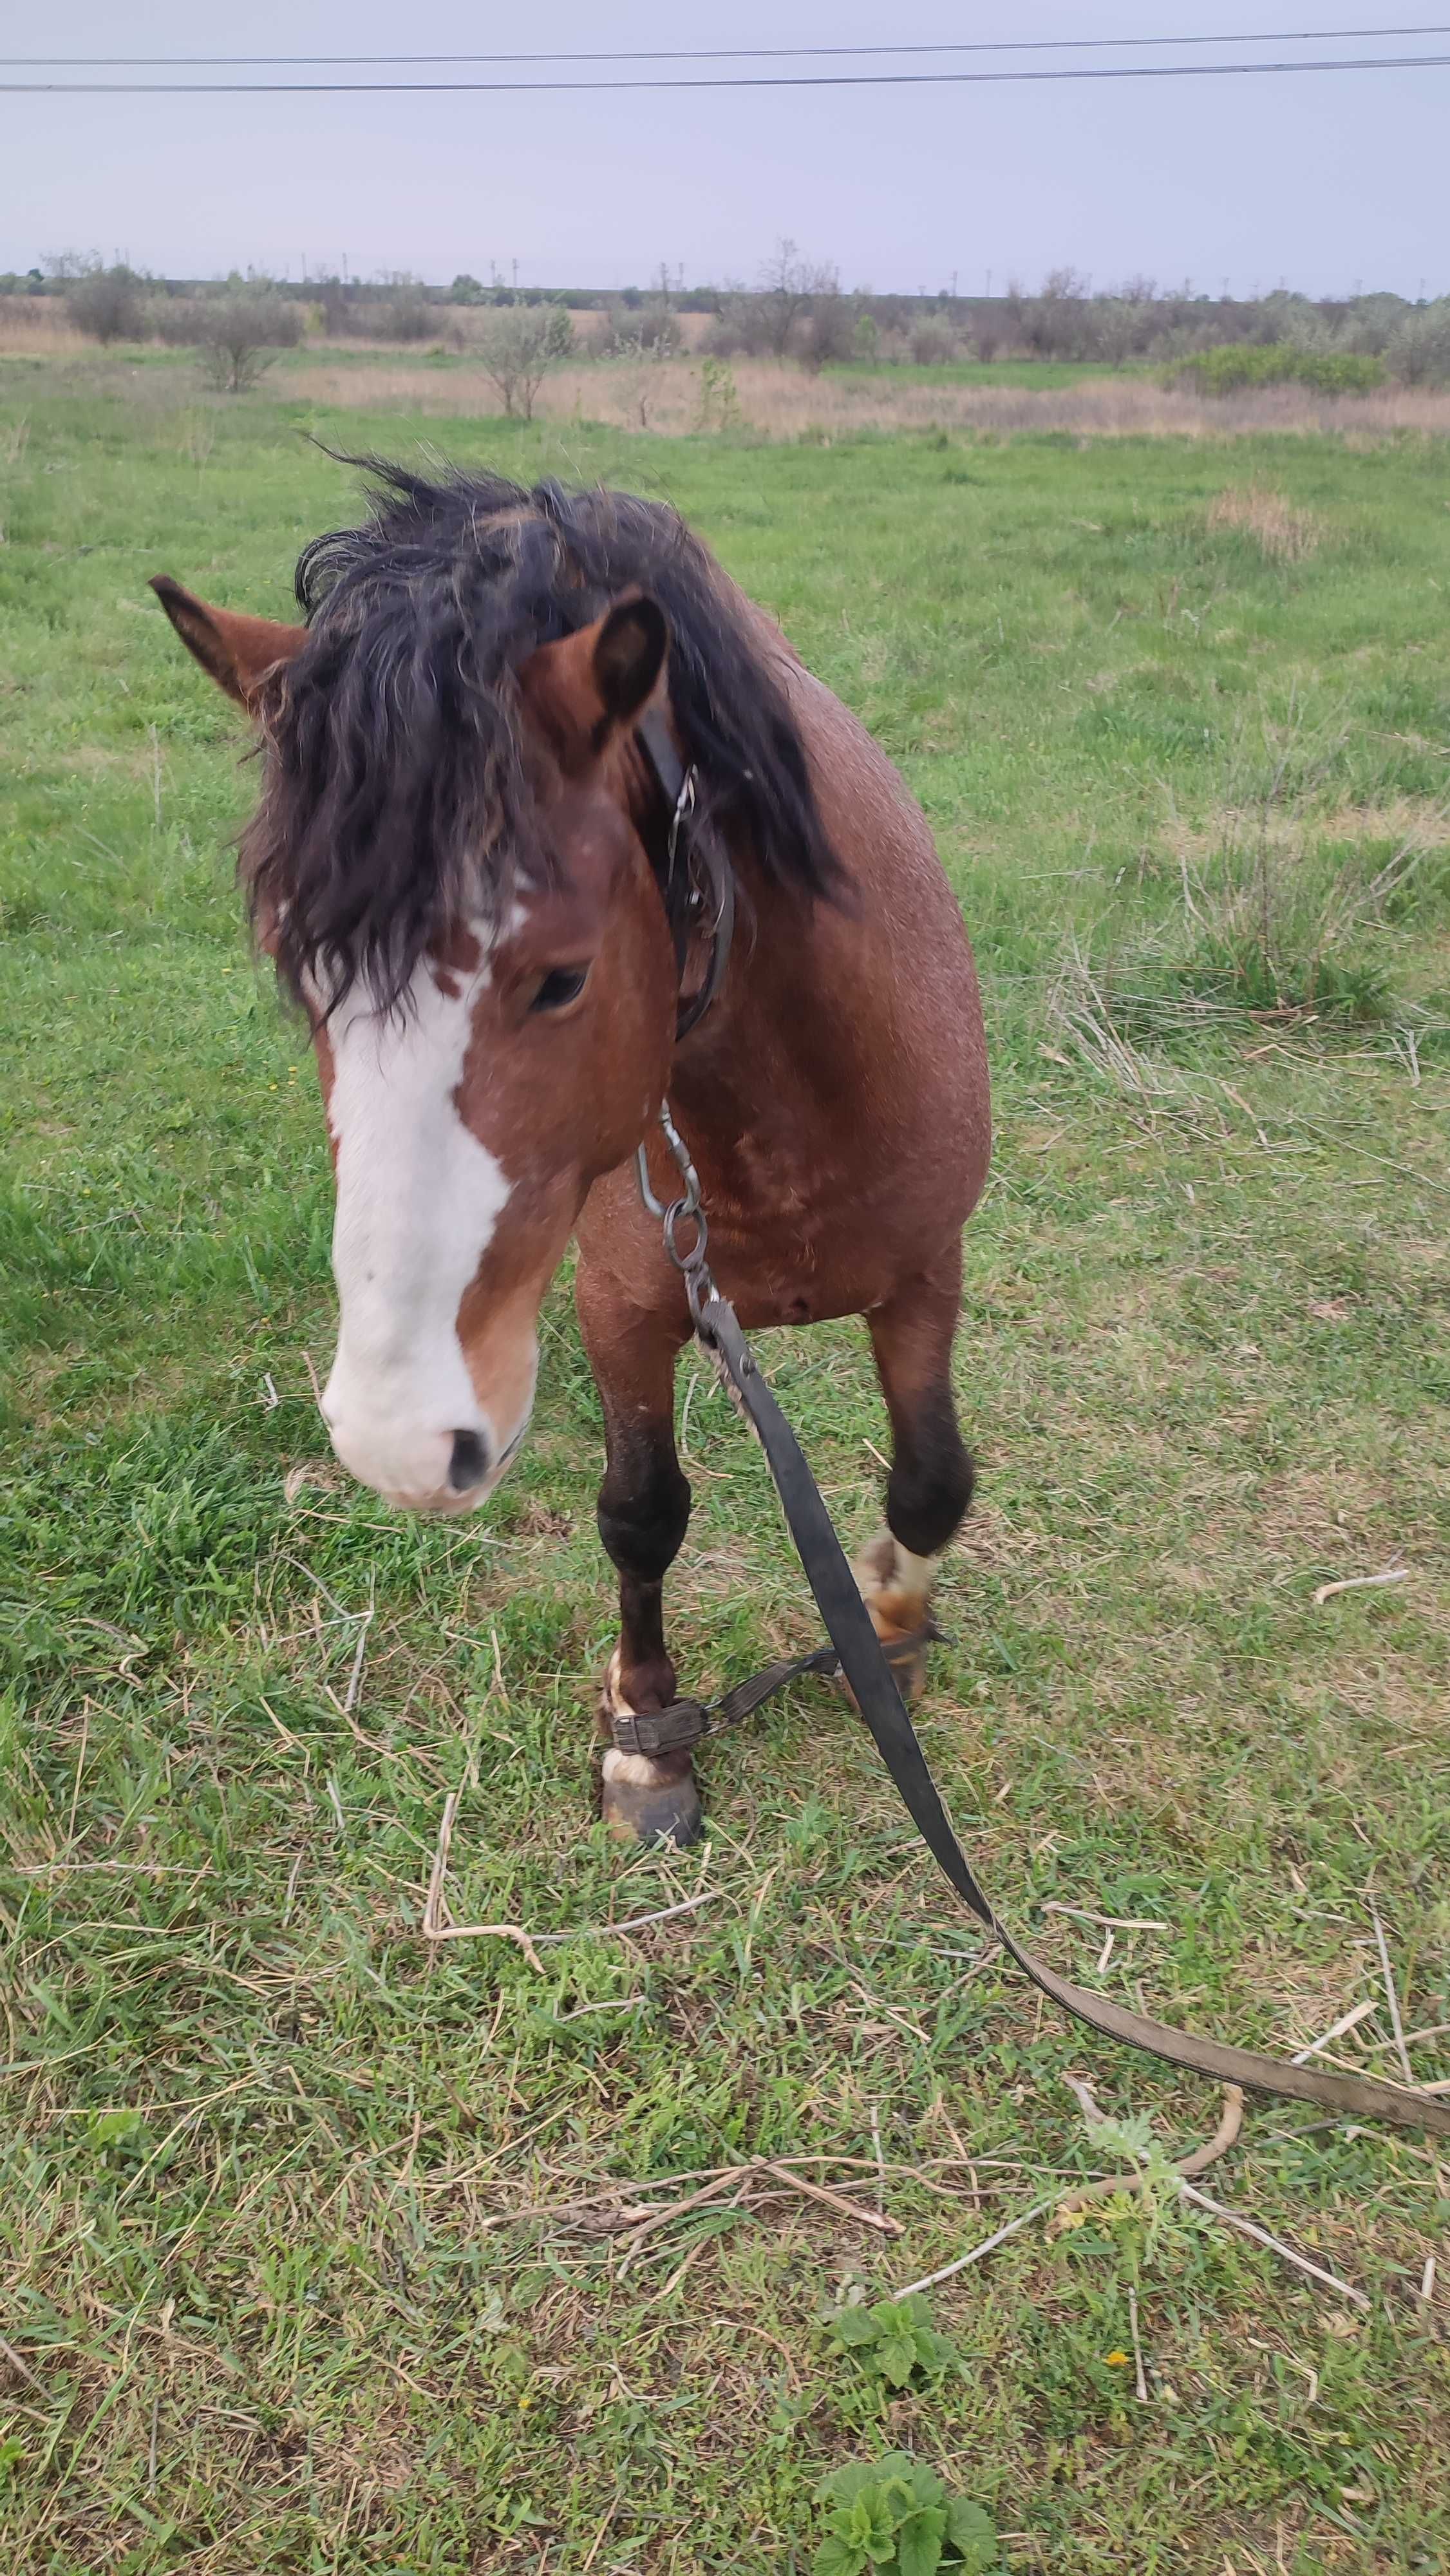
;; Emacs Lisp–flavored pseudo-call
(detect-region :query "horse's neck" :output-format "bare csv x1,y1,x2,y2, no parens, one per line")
665,857,881,1217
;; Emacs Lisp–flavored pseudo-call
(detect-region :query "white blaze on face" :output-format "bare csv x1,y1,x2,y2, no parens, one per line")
321,945,525,1510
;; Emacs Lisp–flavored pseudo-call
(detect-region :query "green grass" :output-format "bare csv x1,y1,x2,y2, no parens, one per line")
2,376,1449,2574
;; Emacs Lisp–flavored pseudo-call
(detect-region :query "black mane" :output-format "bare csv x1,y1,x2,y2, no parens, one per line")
243,459,840,1009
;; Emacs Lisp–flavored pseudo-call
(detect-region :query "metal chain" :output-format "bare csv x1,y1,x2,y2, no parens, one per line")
635,1099,718,1331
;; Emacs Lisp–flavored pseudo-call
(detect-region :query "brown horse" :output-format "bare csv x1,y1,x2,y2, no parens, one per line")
153,464,990,1848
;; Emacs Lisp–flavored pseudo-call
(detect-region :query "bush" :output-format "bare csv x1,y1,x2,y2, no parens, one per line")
475,303,573,419
66,263,147,344
600,295,675,356
908,319,958,367
1386,301,1450,385
194,286,302,393
1169,342,1385,395
147,293,202,348
801,290,858,371
364,275,435,341
312,275,359,336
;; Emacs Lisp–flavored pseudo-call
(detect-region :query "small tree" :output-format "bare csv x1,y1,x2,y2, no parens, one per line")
475,303,573,419
67,262,147,344
450,273,485,305
195,284,301,393
1092,298,1147,369
757,239,836,359
800,281,856,372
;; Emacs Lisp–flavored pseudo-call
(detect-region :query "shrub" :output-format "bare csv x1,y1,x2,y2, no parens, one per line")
695,357,742,430
194,285,302,393
601,295,675,356
66,263,147,344
312,274,358,336
908,319,958,367
366,275,435,342
1386,301,1450,385
1169,342,1385,395
801,287,858,371
475,303,573,418
147,292,203,348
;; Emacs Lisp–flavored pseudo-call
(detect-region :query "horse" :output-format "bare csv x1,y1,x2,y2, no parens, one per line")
152,462,991,1850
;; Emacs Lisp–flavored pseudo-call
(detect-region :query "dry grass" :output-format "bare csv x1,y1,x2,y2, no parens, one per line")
8,301,1450,441
0,299,92,359
1207,482,1323,562
278,353,1450,440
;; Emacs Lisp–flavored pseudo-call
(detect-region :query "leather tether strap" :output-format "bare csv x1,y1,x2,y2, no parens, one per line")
635,706,735,1042
685,1288,1450,2138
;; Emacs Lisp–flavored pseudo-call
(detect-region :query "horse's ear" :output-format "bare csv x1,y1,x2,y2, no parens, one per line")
519,593,668,757
591,595,668,726
150,574,306,708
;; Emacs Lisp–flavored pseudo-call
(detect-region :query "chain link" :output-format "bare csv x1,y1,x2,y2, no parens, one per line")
635,1098,718,1331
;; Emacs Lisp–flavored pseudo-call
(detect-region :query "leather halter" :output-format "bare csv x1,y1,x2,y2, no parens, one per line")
634,707,735,1042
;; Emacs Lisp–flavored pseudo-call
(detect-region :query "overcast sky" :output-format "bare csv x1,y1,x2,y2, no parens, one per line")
1,2,1442,298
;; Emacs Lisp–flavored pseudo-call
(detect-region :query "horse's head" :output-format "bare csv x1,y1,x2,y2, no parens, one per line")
153,573,678,1513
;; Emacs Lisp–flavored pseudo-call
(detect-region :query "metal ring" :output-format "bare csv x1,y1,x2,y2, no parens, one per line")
662,1199,708,1273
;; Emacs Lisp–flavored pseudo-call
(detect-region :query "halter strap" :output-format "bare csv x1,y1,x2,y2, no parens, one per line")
635,707,735,1043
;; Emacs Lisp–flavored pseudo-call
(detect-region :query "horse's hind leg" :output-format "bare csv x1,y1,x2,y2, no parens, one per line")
575,1268,701,1848
858,1245,974,1700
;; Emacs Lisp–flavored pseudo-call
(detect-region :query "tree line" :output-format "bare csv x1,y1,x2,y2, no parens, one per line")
10,245,1449,390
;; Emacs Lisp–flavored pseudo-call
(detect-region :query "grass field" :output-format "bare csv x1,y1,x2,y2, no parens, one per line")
2,375,1449,2574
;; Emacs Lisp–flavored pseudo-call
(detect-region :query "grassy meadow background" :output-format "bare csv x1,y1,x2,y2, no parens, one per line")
1,365,1449,2572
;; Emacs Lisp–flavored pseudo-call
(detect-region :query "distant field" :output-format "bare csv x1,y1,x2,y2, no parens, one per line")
7,330,1450,441
1,375,1449,2573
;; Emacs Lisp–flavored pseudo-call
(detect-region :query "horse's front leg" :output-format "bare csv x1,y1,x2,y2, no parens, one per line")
575,1263,701,1848
857,1244,975,1700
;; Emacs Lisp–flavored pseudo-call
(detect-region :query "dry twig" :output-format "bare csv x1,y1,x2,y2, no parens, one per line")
1051,2083,1245,2224
1369,1901,1414,2085
1312,1567,1408,1607
0,2334,47,2398
420,1791,722,1971
1042,1902,1170,1933
1290,1998,1379,2064
1179,2182,1368,2307
1127,2286,1147,2403
764,2161,903,2237
420,1792,544,1974
897,2085,1245,2297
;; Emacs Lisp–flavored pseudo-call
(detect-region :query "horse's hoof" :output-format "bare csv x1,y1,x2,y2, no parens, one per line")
847,1529,937,1705
834,1631,930,1708
599,1748,704,1849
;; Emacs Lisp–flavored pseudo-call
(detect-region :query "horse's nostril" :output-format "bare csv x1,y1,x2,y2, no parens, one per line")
447,1428,489,1492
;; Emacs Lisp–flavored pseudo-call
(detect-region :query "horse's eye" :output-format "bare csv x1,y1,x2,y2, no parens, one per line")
529,965,589,1014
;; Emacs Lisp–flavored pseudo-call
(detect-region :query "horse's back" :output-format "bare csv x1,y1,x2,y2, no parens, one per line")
753,608,992,1236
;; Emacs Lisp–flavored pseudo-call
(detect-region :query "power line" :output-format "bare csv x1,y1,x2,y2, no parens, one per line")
5,52,1450,95
3,24,1449,66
